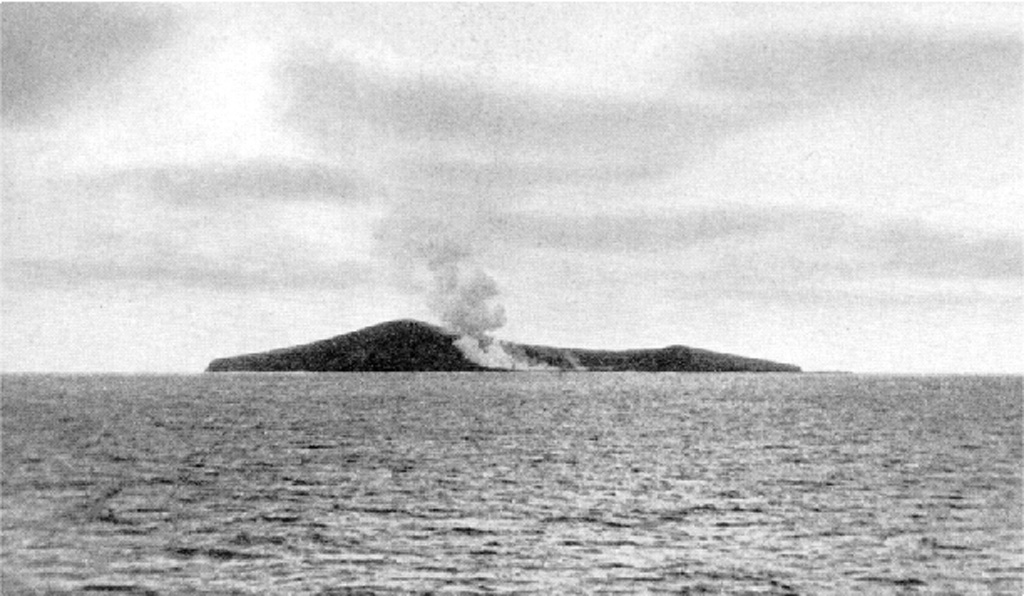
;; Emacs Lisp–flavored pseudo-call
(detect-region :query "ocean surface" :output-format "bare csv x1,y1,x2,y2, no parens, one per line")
1,373,1020,594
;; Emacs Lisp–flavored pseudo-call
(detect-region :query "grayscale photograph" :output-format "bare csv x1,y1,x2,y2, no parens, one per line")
1,3,1021,594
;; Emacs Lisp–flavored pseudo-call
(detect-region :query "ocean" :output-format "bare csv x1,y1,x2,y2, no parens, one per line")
1,373,1020,594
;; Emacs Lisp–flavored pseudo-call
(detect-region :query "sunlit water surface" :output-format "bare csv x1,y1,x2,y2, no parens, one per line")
2,373,1021,594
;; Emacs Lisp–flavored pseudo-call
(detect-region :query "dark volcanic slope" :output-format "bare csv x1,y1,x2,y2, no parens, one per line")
206,320,485,372
206,320,800,372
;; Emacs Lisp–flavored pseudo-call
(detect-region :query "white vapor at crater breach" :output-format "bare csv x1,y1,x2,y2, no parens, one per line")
366,79,556,370
425,243,553,370
428,250,506,337
375,196,552,370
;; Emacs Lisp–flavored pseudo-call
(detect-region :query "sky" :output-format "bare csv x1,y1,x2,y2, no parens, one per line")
2,3,1021,373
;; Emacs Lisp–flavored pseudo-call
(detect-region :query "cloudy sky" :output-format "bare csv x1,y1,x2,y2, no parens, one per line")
2,3,1021,373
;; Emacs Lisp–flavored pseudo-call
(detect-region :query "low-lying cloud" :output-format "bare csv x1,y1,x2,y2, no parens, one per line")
493,208,1023,281
5,255,373,292
91,159,371,206
694,30,1023,101
1,4,181,125
279,52,796,185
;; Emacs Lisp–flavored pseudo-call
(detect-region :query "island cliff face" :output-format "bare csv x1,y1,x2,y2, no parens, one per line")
206,320,801,372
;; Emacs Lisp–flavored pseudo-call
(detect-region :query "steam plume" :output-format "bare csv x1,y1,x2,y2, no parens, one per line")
424,241,554,369
376,207,552,370
367,89,541,368
427,249,506,338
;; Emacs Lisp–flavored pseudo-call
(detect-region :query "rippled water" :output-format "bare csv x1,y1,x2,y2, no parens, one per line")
2,373,1021,594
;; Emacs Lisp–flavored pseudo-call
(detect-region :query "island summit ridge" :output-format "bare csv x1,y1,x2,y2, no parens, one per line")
206,320,801,373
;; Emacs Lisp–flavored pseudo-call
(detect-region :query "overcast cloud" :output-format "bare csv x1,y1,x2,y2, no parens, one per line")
2,4,1020,372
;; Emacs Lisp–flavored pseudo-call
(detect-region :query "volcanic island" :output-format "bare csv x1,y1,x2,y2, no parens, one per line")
206,319,800,372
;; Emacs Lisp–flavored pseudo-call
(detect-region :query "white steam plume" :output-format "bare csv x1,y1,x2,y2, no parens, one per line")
427,248,506,338
368,98,544,368
376,211,554,370
424,242,555,370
